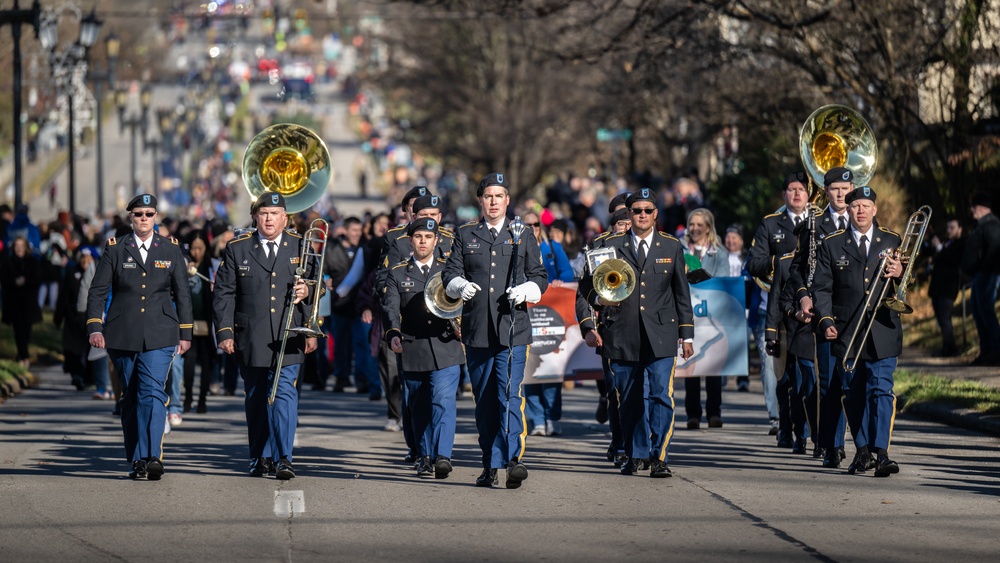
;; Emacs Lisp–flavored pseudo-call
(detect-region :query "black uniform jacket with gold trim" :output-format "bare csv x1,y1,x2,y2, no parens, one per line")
579,230,694,362
442,217,548,349
746,211,803,281
812,226,903,361
576,230,613,335
212,230,310,368
382,256,465,373
790,206,850,304
86,231,193,351
374,224,454,295
765,252,815,358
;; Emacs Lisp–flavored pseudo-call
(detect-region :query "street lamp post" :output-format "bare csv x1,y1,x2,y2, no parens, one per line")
116,85,151,197
0,0,42,211
89,33,120,215
40,6,102,216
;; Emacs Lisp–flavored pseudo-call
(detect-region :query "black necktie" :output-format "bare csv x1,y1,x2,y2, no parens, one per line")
139,243,147,263
421,265,429,277
859,234,868,259
268,241,277,258
638,240,647,266
839,216,847,231
794,216,802,228
490,227,499,240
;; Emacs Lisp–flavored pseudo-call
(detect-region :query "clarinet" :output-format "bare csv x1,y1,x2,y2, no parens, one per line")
805,203,819,289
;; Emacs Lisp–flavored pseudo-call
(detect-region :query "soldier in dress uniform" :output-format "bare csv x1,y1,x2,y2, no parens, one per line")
213,192,317,480
789,166,855,467
87,194,193,480
442,172,548,488
383,219,465,479
578,188,694,478
812,186,904,477
746,172,811,445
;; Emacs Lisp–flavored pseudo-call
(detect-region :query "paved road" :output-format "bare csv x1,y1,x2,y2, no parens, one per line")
2,365,998,562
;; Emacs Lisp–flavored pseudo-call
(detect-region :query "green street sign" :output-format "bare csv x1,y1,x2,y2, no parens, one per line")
597,128,632,142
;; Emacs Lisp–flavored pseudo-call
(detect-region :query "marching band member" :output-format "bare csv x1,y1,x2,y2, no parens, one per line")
579,188,694,478
443,173,548,488
811,186,903,476
383,219,464,478
86,194,193,480
213,193,316,479
791,167,855,467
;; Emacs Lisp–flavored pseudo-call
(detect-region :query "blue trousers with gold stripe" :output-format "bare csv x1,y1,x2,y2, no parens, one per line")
241,364,299,463
466,345,527,469
816,340,847,450
843,357,897,452
403,365,460,459
610,356,676,463
109,346,175,463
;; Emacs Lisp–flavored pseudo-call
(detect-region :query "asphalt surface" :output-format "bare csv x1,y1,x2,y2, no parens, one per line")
2,364,999,562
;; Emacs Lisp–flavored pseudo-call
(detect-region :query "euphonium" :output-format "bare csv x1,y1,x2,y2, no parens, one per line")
425,271,462,336
593,258,636,303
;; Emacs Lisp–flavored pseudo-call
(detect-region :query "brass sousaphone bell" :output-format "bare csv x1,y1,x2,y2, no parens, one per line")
243,123,332,214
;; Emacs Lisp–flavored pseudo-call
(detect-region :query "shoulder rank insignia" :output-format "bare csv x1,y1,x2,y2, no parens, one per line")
107,237,117,246
170,237,179,245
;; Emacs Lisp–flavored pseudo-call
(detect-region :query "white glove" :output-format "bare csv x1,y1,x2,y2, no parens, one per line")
506,281,542,305
446,277,481,301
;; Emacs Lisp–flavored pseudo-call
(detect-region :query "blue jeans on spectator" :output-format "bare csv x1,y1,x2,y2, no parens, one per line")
753,309,779,420
90,356,111,395
353,317,380,397
524,382,562,428
331,313,354,387
167,354,184,416
971,272,1000,353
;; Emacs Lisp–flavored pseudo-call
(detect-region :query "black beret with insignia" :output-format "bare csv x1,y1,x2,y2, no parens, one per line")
782,171,808,191
845,186,876,205
477,172,509,197
610,208,630,225
608,192,629,213
402,186,430,208
251,192,287,214
625,187,656,208
971,192,992,209
407,218,438,237
126,193,158,211
411,194,442,214
824,167,853,186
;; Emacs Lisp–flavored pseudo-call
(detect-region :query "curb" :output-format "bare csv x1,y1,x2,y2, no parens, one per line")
903,401,1000,437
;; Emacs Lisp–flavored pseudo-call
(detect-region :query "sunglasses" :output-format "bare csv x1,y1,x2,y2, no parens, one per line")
630,207,655,215
132,212,156,218
526,222,541,228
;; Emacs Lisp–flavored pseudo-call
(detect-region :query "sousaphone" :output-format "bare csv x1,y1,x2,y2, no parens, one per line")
243,123,332,214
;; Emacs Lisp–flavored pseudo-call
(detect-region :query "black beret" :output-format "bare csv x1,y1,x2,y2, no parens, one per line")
782,171,808,191
402,186,430,207
477,172,509,197
610,208,630,225
407,218,438,237
608,192,629,213
126,193,158,211
824,167,853,186
411,194,442,214
971,192,992,209
845,186,876,205
251,192,287,214
625,187,656,208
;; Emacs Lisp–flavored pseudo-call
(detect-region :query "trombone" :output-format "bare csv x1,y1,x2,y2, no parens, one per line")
842,206,932,372
269,218,329,405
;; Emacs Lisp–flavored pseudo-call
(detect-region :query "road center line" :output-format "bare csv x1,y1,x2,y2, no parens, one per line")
274,490,305,518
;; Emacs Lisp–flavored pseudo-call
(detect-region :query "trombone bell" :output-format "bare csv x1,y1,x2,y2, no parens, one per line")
593,259,636,303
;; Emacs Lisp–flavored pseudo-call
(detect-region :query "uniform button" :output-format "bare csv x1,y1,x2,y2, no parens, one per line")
141,296,146,301
271,296,276,301
640,306,645,311
865,291,870,295
641,282,645,287
865,278,870,283
490,274,495,279
642,270,646,275
141,284,146,289
142,272,146,277
491,262,496,267
272,272,277,277
271,308,276,313
492,250,497,256
271,284,276,289
140,308,145,313
640,294,645,299
427,320,432,324
490,287,495,293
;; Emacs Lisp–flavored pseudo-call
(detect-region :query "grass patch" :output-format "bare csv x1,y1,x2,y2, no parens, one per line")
895,369,1000,415
0,310,64,363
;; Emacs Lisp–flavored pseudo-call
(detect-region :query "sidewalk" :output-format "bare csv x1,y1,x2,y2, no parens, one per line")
897,346,1000,436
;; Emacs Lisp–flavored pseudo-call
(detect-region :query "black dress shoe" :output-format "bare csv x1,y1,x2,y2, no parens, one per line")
403,452,418,465
649,460,672,478
416,456,434,478
145,457,164,481
613,452,628,468
128,460,147,480
434,456,453,479
595,397,609,424
837,446,846,461
476,468,498,487
776,431,792,448
505,461,528,489
275,458,295,480
196,403,207,414
822,450,841,468
249,457,272,477
847,447,871,475
605,443,616,462
621,457,649,475
873,453,900,477
813,445,826,459
791,437,807,454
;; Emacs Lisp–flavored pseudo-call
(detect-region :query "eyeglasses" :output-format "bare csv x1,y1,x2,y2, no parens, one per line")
526,222,541,228
630,207,655,215
132,212,156,218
